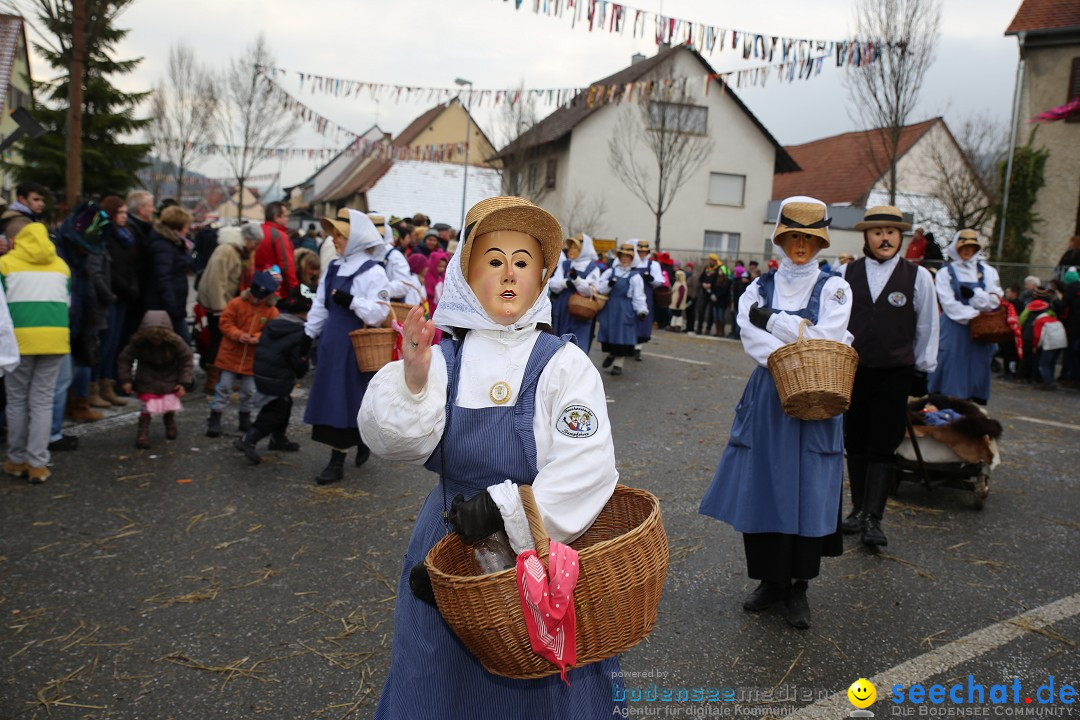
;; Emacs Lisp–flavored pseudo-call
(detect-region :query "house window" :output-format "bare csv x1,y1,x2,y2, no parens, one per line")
507,168,521,195
703,231,740,257
648,101,708,134
1068,57,1080,124
545,158,558,190
528,163,539,193
707,173,745,207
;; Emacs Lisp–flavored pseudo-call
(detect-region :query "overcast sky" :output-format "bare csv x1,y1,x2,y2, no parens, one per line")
25,0,1025,194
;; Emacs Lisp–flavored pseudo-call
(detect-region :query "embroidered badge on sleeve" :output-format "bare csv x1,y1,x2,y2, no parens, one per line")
556,405,598,438
834,288,847,305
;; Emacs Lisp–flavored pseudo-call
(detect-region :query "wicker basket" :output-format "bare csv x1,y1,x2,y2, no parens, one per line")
767,319,858,421
969,308,1012,344
390,302,415,324
348,307,397,373
567,292,608,321
425,484,668,679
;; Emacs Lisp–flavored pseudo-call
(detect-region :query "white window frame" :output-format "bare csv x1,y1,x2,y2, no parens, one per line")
648,101,708,135
703,230,740,257
707,172,746,207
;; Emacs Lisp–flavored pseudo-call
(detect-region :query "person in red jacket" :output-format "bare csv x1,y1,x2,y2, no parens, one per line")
255,202,297,299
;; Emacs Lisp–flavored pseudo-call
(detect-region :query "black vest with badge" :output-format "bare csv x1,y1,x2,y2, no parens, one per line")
847,257,918,368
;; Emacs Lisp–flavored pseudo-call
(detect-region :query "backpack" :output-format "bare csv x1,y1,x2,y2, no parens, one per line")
1039,319,1067,350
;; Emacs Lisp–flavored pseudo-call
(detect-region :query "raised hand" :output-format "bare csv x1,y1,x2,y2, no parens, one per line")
402,305,436,395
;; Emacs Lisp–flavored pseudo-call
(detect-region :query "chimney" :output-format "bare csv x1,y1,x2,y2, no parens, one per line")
631,52,646,65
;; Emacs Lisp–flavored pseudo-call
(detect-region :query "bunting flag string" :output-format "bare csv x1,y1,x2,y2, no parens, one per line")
139,170,281,186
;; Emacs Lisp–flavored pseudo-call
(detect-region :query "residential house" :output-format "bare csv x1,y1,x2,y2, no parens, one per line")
211,186,264,223
1006,0,1080,268
285,125,387,216
491,43,798,263
0,14,33,201
771,118,993,260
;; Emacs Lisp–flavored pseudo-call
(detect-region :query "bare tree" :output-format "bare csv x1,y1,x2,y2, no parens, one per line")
215,34,298,221
845,0,942,204
922,114,1006,233
560,187,608,238
493,82,549,202
607,82,714,250
143,89,169,201
149,42,218,205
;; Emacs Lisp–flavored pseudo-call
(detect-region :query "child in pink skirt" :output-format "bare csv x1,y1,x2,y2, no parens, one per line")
117,310,194,449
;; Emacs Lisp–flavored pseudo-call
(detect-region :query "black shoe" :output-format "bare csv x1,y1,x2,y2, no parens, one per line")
238,412,251,432
861,462,892,547
206,411,222,438
233,437,261,465
48,434,79,452
634,348,642,361
602,355,615,368
860,514,888,547
841,509,862,534
354,443,371,468
610,365,623,376
784,581,811,629
315,450,347,485
742,580,787,612
268,436,300,452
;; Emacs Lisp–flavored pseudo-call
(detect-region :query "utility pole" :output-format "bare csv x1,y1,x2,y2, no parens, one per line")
65,0,86,209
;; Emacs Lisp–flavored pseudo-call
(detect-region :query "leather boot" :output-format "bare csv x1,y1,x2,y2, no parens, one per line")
742,580,787,612
100,378,128,406
860,462,892,548
204,365,221,395
785,581,811,629
87,380,111,409
315,449,347,485
135,414,151,449
71,397,104,423
206,410,223,438
163,412,178,440
238,412,252,432
268,435,300,452
355,441,371,468
234,428,263,465
843,454,868,534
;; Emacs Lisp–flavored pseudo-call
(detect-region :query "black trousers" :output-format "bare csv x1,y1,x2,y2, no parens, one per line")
252,396,292,439
843,365,913,464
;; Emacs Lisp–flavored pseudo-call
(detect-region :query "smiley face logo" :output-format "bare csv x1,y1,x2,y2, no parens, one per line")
848,678,876,708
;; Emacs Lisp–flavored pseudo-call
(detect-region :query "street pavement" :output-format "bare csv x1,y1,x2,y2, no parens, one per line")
2,330,1078,719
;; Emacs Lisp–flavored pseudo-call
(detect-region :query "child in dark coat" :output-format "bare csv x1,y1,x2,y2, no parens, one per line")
233,286,313,464
118,310,195,449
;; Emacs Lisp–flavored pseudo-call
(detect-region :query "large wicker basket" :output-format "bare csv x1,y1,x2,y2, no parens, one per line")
390,301,415,324
969,308,1012,344
348,307,396,373
425,484,668,679
767,319,858,421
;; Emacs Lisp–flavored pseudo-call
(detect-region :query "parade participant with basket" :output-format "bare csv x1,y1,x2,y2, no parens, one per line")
632,239,664,359
548,233,602,354
699,197,854,630
358,196,622,718
305,210,390,485
928,230,1003,405
596,243,648,376
839,206,939,548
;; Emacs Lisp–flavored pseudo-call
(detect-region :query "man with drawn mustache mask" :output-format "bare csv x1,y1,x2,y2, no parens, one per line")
839,206,939,549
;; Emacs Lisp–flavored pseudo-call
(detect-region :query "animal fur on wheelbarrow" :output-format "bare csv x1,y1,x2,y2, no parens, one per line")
908,394,1004,441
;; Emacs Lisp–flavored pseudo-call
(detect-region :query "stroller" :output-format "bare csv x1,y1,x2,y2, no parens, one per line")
894,394,1003,510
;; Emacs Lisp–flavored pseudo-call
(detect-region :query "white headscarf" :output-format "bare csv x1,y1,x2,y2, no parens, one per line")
431,244,552,334
767,196,829,306
946,230,985,269
572,233,599,272
338,210,384,274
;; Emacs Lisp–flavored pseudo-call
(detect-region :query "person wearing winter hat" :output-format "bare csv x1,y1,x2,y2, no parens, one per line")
927,229,1003,404
596,242,648,375
699,197,854,630
358,195,620,716
404,252,428,308
118,311,195,450
234,285,313,464
304,210,391,484
838,206,939,548
206,270,280,438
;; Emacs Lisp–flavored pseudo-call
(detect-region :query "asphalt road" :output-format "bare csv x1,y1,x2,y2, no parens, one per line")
2,331,1078,719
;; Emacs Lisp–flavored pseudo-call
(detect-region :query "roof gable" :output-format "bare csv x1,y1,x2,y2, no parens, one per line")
771,118,941,204
0,14,28,113
1006,0,1080,35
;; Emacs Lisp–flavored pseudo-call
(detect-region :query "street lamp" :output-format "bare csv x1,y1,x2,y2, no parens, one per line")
455,77,473,233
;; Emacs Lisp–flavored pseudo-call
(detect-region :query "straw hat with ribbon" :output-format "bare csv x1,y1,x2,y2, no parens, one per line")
458,196,563,282
635,239,651,252
853,205,912,232
320,208,350,238
615,242,636,258
955,228,981,250
773,199,832,248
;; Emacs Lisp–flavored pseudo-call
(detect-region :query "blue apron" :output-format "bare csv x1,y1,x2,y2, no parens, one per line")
303,260,377,430
597,271,638,348
550,259,597,355
375,332,622,720
699,271,843,536
928,264,994,401
634,264,655,341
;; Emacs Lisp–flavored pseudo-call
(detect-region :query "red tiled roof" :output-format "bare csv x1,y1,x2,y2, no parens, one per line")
771,118,941,204
1006,0,1080,35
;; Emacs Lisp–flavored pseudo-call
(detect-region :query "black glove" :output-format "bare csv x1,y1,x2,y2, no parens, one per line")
332,290,354,308
637,311,648,320
959,286,975,300
298,334,313,357
643,273,654,283
565,277,575,290
608,277,617,288
911,370,928,398
448,492,504,543
748,302,778,330
409,564,436,606
567,268,577,280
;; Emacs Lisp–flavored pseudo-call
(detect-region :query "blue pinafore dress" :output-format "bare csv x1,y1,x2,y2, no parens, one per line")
550,259,597,355
375,332,622,720
928,263,995,402
634,264,655,343
303,260,378,444
597,271,638,355
699,271,843,539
